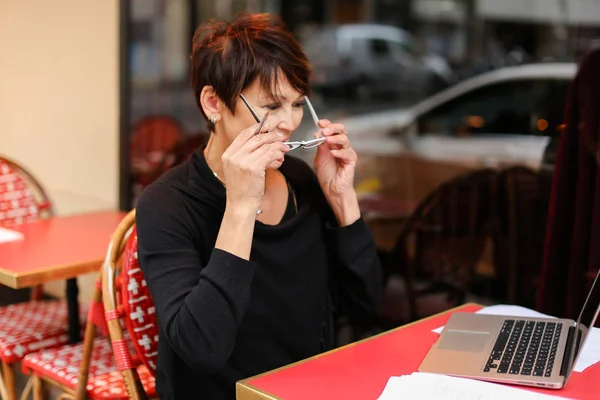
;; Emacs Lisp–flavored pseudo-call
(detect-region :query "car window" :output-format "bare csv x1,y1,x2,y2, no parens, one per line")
369,39,391,57
389,40,418,67
417,79,569,137
534,80,570,137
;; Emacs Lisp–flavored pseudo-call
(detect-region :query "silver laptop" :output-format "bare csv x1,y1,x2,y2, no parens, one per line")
419,268,600,389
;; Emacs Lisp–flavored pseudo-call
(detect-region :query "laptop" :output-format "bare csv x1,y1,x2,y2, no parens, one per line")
419,268,600,389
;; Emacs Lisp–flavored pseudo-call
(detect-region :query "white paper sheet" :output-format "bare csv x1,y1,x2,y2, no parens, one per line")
573,327,600,373
377,372,571,400
0,227,23,243
431,304,600,373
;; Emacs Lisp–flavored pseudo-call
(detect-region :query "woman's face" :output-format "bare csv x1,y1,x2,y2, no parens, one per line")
218,76,305,169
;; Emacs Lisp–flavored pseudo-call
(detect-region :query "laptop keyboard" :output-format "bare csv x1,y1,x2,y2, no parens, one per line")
484,319,562,377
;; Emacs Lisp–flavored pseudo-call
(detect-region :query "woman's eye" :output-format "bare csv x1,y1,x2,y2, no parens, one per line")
262,104,280,111
293,102,306,108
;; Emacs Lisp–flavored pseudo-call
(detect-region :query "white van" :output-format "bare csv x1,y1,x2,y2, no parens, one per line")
302,24,452,102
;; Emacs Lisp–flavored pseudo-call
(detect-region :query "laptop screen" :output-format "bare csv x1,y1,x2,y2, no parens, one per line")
567,269,600,375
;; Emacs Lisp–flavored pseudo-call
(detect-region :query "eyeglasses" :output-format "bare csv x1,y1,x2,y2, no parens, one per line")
239,94,326,152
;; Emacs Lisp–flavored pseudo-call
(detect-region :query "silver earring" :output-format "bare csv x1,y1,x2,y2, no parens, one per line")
210,115,217,124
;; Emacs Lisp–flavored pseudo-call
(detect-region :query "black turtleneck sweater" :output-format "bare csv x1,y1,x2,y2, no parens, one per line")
135,151,382,399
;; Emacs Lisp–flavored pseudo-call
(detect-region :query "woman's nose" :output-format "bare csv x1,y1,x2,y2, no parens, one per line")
275,109,297,133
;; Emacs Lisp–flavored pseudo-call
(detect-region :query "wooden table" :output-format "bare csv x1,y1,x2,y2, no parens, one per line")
0,211,126,343
237,304,600,399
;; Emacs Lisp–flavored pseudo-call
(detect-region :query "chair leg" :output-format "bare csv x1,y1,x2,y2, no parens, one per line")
0,372,10,400
19,378,33,400
1,361,16,400
32,376,44,400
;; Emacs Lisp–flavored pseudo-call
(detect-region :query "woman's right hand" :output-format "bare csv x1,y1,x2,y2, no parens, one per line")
220,122,289,215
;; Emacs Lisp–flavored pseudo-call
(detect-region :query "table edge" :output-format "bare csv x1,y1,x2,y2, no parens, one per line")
236,302,483,399
0,258,103,289
236,383,283,400
0,267,18,287
0,210,126,289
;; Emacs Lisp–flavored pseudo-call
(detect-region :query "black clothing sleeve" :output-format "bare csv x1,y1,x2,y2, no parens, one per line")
136,183,256,374
326,217,383,320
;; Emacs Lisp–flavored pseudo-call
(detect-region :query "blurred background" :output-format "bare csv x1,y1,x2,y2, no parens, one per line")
2,0,600,339
122,0,600,337
2,2,600,398
126,0,599,204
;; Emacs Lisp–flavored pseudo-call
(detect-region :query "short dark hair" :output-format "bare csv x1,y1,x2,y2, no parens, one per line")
190,13,312,131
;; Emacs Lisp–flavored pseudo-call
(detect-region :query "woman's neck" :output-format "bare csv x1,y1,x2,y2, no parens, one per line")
203,132,228,178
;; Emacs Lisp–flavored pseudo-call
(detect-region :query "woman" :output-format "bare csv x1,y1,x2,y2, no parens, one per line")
136,14,382,399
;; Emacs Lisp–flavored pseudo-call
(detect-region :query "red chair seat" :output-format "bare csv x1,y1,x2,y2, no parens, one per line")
22,337,156,399
86,368,156,399
0,300,86,364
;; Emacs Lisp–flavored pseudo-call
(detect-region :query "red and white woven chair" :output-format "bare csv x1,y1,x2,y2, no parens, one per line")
21,210,156,400
0,156,87,400
103,209,159,399
0,156,52,226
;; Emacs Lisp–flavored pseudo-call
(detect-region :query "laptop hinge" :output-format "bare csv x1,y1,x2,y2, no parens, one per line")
560,325,582,376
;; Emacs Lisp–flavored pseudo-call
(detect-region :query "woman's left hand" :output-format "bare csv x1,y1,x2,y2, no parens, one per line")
314,120,361,225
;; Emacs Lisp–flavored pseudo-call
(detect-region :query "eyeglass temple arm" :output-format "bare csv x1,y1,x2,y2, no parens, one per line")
304,97,321,129
239,94,261,123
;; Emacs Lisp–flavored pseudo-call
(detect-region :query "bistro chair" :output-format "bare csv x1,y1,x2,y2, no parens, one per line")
381,169,498,325
492,166,552,309
171,132,210,166
0,155,52,302
0,155,53,226
20,211,155,400
0,156,87,400
130,116,183,202
103,209,159,399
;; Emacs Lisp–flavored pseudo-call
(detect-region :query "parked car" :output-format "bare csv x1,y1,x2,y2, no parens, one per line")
302,24,453,102
299,63,576,214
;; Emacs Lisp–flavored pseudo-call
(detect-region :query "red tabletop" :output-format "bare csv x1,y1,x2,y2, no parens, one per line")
237,304,599,399
0,211,126,288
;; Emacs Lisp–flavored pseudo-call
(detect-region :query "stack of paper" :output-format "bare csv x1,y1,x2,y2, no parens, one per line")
0,227,23,243
432,304,600,373
377,372,571,400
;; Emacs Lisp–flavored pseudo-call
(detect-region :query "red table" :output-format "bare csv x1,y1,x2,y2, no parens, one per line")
0,211,126,342
237,304,599,399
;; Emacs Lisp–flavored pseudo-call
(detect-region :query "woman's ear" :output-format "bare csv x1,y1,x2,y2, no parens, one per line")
200,86,221,123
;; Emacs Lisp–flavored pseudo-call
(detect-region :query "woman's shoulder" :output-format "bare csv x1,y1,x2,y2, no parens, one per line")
136,159,219,233
136,163,192,213
135,179,190,238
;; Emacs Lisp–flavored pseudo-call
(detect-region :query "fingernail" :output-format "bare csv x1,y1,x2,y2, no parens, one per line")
276,132,286,138
323,128,331,135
